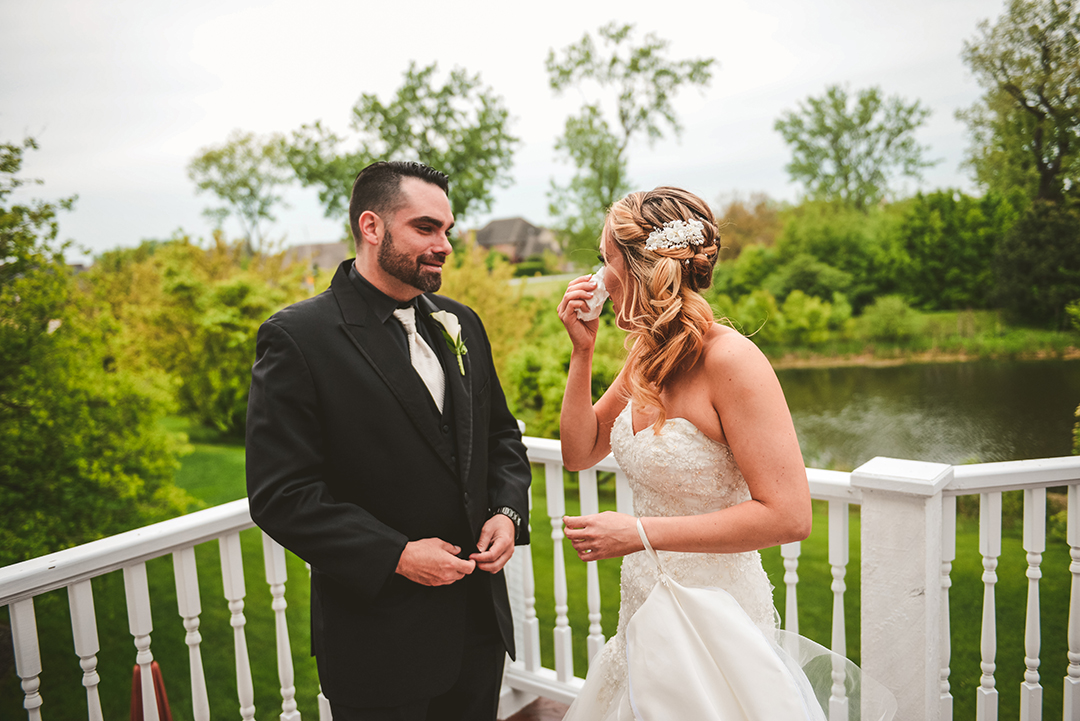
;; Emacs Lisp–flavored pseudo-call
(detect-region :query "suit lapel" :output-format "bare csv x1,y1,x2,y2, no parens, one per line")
330,264,457,474
418,294,473,483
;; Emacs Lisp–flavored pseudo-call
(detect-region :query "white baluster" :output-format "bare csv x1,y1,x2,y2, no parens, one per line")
10,598,44,721
941,495,956,721
977,492,1001,721
781,541,801,636
124,562,160,721
305,561,332,716
67,580,104,721
1065,483,1080,718
828,501,849,721
172,547,210,721
263,532,301,721
578,468,605,663
614,469,633,516
520,483,541,672
1021,488,1045,721
546,461,573,682
220,532,256,721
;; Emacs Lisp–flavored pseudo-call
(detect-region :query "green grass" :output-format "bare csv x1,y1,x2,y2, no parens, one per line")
2,434,1075,720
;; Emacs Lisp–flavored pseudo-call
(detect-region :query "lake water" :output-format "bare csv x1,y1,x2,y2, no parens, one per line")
776,359,1080,470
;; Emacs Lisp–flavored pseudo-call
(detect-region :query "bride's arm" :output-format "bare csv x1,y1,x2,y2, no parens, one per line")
557,275,628,471
564,333,812,558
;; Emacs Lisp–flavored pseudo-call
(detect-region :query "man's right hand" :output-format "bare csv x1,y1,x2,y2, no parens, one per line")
395,538,476,586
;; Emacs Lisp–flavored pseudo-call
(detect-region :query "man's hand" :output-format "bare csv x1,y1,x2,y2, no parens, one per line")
396,538,476,586
470,514,516,573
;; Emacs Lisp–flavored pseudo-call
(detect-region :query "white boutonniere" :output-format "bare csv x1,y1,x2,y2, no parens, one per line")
430,310,467,375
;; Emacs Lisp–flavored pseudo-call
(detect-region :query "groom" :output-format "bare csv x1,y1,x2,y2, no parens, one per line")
246,161,532,720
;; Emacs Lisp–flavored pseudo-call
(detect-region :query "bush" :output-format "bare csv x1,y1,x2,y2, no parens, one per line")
857,295,924,343
780,290,832,346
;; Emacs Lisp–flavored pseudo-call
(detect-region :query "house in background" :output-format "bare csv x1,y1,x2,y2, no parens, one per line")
283,241,351,272
475,217,560,264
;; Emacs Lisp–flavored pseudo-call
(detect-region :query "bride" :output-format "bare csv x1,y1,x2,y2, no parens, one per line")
556,187,895,720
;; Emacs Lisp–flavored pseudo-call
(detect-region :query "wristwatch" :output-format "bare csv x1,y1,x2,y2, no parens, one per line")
492,506,523,541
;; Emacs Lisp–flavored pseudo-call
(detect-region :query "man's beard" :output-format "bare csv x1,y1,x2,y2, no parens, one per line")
377,227,444,293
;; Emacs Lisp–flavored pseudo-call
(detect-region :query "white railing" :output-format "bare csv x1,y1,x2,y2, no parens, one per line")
2,447,1079,721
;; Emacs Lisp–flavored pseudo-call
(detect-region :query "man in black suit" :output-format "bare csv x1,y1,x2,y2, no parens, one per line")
246,161,531,720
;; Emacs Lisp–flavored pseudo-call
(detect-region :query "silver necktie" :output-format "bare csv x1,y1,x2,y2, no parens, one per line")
392,306,445,414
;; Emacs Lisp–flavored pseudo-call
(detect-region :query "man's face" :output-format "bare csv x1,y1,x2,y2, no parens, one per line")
376,177,454,295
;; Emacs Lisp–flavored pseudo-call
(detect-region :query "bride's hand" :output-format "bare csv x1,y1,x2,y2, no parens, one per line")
563,511,643,561
557,275,600,352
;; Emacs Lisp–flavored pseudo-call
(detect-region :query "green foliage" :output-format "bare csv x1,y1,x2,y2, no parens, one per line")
439,241,537,380
187,130,291,252
895,190,1017,310
547,104,630,263
715,192,783,258
289,62,518,222
772,202,906,310
857,295,924,343
546,22,714,265
993,199,1080,328
960,0,1080,203
82,233,311,437
503,296,626,438
0,138,190,566
774,85,935,211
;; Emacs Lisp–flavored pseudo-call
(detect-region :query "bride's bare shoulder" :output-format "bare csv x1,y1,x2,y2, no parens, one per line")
702,324,774,379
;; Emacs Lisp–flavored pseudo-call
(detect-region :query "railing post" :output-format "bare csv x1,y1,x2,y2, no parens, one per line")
851,457,952,721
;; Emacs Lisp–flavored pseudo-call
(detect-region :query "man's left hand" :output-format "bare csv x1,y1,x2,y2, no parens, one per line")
470,514,516,573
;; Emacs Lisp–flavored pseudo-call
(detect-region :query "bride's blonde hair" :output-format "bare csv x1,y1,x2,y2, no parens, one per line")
607,187,720,433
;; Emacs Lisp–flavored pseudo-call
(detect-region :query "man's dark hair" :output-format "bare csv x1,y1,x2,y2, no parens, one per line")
348,161,450,245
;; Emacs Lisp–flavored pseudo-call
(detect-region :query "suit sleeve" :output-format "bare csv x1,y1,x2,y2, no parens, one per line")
470,309,533,546
246,319,408,601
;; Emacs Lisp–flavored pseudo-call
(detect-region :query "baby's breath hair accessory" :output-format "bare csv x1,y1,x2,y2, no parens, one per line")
644,219,706,252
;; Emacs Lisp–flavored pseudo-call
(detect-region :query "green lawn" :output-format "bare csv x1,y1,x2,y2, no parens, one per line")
1,437,1074,720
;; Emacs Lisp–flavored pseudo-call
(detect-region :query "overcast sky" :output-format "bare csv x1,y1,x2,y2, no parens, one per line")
2,0,1003,262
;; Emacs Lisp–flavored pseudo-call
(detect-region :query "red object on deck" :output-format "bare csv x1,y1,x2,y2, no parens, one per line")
130,661,173,721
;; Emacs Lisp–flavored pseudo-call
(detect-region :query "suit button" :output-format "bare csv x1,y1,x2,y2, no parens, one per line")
451,455,457,464
442,424,450,434
463,492,470,504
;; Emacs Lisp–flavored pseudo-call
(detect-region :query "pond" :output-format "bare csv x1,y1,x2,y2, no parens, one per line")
776,358,1080,470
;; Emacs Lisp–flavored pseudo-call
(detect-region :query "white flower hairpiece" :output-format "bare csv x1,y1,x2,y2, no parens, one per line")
644,219,706,251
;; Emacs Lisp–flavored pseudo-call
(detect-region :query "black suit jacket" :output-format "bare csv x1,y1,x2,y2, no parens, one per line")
246,260,531,707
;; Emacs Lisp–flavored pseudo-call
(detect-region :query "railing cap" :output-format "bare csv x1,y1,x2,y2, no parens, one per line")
850,456,953,497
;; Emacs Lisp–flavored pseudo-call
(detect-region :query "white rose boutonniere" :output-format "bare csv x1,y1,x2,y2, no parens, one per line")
430,310,468,375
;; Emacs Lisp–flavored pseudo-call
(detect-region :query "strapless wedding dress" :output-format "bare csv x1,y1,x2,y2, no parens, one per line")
562,406,896,721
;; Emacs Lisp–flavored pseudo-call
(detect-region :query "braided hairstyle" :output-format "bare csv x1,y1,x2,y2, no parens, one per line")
607,186,720,433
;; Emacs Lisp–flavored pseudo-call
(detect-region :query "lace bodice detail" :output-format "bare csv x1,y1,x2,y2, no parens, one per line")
610,407,751,516
566,405,777,717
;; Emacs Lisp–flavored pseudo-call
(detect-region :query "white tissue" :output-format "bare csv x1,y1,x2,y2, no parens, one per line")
575,266,609,321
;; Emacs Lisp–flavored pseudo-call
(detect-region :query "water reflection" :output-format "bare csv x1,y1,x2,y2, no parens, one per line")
777,359,1080,469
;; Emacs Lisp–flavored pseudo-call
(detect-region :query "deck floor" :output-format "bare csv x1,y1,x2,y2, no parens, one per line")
501,697,570,721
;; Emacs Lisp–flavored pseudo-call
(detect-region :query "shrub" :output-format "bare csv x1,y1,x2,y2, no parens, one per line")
858,295,924,343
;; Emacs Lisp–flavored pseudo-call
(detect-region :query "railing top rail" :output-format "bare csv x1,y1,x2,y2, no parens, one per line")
0,499,254,606
806,468,861,503
946,455,1080,495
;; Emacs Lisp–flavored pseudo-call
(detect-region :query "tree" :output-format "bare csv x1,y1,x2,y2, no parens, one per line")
894,190,1017,310
959,0,1080,203
0,138,190,565
774,85,935,211
546,22,714,260
992,199,1080,327
187,130,291,253
289,62,518,225
715,192,783,259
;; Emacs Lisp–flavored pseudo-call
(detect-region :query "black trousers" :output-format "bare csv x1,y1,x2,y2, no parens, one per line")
329,636,505,721
330,575,506,721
